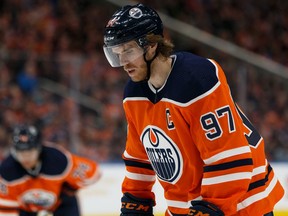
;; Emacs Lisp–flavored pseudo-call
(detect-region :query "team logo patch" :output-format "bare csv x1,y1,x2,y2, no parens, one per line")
21,189,56,211
129,7,143,19
141,126,183,183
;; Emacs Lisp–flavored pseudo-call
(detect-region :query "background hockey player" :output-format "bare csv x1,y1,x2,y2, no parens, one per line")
103,3,284,216
0,125,101,216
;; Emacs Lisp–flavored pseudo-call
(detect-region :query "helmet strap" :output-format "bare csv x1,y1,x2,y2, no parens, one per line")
143,49,158,80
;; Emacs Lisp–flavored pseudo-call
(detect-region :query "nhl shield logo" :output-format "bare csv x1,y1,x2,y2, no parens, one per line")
141,126,183,183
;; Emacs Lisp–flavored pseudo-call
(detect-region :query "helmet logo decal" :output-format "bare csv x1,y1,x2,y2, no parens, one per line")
106,17,119,27
129,7,143,19
19,135,29,142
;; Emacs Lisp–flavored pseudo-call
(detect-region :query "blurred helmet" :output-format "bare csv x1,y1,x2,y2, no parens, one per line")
12,125,41,151
103,3,163,67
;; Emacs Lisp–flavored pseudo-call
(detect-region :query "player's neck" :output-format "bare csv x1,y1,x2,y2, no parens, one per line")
26,161,42,177
148,56,172,89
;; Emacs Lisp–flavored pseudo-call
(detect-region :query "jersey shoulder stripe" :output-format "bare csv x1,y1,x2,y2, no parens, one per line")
123,159,153,170
123,52,219,104
248,164,272,191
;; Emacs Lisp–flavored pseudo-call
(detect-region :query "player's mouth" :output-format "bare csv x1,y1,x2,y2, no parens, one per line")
125,68,136,76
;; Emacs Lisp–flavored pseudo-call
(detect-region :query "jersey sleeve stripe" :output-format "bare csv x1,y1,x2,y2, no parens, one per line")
204,158,253,172
125,171,156,182
237,172,278,211
203,146,251,164
202,172,252,185
123,150,150,162
124,159,154,170
248,164,272,191
0,198,19,207
167,210,187,216
165,196,203,210
0,211,18,216
251,161,267,176
166,199,191,209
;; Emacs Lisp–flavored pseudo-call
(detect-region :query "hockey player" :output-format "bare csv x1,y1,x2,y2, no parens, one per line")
103,3,284,216
0,125,101,216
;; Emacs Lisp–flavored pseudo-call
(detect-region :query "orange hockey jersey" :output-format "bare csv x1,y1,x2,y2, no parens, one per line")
121,52,284,215
0,145,100,215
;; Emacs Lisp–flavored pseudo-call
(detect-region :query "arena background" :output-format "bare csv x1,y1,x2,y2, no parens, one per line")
0,0,287,215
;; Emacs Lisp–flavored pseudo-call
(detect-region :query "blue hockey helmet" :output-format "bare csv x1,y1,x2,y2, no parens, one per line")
12,125,41,151
103,3,163,67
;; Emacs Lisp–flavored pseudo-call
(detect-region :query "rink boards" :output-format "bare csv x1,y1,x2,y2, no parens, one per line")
78,163,288,216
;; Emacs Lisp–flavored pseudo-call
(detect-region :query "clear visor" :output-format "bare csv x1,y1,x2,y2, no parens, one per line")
103,41,145,67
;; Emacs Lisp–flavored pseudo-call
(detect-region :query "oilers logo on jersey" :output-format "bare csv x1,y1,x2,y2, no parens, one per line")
21,189,56,211
141,126,183,183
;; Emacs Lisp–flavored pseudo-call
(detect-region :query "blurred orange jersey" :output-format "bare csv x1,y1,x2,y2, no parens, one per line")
121,52,284,215
0,145,100,215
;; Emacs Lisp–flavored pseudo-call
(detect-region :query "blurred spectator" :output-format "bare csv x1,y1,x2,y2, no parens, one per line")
16,58,39,94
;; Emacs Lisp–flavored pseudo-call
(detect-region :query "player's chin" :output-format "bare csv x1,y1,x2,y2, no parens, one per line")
130,76,146,82
21,161,36,169
129,71,147,82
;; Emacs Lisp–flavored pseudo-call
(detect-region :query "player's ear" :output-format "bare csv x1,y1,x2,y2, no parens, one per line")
149,43,158,51
145,43,158,60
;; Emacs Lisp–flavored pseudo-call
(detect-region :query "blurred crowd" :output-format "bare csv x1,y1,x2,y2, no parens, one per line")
0,0,287,162
144,0,288,66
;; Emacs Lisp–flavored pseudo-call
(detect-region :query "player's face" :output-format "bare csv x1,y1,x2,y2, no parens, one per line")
15,148,40,170
112,41,148,82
